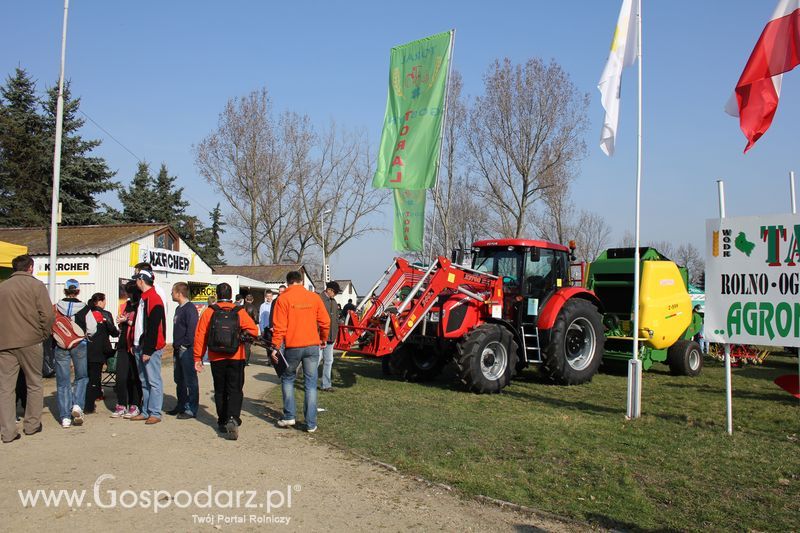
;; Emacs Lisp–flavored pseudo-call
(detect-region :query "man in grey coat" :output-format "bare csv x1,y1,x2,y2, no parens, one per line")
318,281,340,392
0,255,55,443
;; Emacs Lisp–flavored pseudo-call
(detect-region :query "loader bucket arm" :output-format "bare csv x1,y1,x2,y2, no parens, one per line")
335,256,503,357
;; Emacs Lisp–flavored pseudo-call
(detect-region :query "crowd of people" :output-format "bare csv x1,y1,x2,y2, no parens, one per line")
0,254,337,443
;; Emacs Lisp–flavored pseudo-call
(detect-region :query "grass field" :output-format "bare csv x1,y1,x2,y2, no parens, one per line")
264,353,800,531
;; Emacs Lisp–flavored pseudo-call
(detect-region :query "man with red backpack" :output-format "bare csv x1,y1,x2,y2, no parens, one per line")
193,282,258,440
53,278,97,428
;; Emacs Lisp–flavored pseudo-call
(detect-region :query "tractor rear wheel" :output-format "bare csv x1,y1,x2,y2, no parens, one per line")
541,299,604,385
668,340,704,376
456,324,518,393
387,344,446,382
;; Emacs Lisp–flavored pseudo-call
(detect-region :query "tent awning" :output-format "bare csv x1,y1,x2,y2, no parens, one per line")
0,240,28,269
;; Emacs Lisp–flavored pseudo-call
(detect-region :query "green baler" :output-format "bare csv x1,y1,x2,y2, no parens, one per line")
586,247,704,376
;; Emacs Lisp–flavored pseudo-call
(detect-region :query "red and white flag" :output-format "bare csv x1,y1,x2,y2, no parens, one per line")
726,0,800,152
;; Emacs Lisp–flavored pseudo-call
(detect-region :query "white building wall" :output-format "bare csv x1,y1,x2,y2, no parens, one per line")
41,231,215,345
334,283,358,308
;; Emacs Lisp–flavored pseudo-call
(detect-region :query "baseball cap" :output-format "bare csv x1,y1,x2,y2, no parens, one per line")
133,269,154,282
65,279,80,290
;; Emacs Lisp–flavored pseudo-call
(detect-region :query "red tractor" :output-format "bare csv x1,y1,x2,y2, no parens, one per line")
335,239,605,393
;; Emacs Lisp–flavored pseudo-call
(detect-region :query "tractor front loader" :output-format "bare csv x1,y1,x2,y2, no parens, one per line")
336,239,606,392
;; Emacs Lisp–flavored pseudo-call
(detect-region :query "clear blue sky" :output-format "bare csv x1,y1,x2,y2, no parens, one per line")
2,1,798,290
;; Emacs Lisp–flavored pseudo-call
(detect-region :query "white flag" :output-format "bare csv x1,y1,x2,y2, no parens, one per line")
598,0,639,156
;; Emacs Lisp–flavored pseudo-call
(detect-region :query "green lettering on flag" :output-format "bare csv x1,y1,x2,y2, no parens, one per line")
373,30,453,190
393,189,426,252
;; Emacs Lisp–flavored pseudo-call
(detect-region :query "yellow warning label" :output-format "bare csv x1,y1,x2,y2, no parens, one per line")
447,273,455,283
556,278,563,287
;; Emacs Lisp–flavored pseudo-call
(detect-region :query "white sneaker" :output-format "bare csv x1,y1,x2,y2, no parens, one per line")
306,425,317,433
61,418,72,428
71,405,84,426
276,419,295,428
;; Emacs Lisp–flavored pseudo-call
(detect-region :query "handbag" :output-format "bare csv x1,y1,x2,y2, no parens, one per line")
105,353,118,374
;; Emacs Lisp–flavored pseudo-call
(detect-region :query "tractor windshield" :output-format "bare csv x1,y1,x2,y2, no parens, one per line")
472,248,522,289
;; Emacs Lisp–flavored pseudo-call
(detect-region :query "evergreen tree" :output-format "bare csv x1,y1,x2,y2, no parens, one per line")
43,82,116,225
118,162,158,222
152,163,189,229
199,203,226,265
0,68,50,226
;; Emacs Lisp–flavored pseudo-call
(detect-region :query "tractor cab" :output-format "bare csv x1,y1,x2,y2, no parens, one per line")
471,239,571,326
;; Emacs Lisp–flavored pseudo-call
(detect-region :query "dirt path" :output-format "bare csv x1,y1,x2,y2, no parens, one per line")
0,347,587,532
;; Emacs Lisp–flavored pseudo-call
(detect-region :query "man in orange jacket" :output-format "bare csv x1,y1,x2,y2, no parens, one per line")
270,271,330,432
194,283,258,440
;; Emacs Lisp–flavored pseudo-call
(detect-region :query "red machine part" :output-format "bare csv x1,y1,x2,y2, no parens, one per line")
536,287,603,330
335,256,502,357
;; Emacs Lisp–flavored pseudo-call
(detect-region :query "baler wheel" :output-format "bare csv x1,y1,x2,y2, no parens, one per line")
667,340,704,376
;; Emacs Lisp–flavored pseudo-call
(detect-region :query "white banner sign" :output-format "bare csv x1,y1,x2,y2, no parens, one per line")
705,214,800,347
33,255,97,285
139,246,192,274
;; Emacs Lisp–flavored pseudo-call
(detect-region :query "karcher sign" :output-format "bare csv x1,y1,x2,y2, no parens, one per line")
138,246,192,274
33,256,97,284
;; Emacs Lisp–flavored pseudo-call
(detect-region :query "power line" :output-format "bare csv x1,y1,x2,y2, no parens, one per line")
79,108,216,214
79,109,142,163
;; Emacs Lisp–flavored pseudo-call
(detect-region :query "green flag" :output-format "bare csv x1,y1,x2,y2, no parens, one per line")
373,31,453,190
393,189,426,252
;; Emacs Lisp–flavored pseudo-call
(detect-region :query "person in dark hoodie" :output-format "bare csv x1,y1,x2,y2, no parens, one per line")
129,269,166,425
111,281,143,419
84,293,119,414
54,279,97,428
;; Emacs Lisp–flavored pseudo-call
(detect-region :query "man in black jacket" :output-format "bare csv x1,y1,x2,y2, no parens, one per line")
168,282,199,419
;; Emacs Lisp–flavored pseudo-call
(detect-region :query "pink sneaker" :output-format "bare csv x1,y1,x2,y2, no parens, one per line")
110,405,126,418
123,406,140,419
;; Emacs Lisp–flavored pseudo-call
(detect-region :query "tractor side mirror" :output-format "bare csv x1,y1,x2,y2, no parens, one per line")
529,247,540,262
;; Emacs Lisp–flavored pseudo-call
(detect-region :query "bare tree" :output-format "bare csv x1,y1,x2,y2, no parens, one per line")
533,177,575,246
673,243,704,284
619,230,635,247
419,71,491,259
533,192,611,263
196,89,385,267
297,122,386,261
573,210,612,262
466,58,589,238
194,88,290,265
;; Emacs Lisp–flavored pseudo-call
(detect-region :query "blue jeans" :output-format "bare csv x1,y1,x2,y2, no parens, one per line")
135,348,163,419
54,342,88,420
318,343,334,389
280,346,319,428
174,345,199,416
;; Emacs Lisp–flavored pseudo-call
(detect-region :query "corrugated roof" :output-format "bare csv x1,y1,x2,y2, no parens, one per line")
0,224,168,255
212,264,308,284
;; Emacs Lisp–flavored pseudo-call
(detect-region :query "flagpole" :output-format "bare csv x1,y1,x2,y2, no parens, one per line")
717,179,734,434
48,0,70,302
626,0,643,420
427,29,456,265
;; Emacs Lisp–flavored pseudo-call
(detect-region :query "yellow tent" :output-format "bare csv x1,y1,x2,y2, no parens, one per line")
0,240,28,269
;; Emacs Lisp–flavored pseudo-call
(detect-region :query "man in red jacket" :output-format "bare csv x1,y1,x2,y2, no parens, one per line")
130,269,166,425
194,283,258,440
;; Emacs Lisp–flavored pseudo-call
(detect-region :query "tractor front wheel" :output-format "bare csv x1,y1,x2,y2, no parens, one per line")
387,344,446,382
668,340,704,376
456,324,518,393
541,299,604,385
